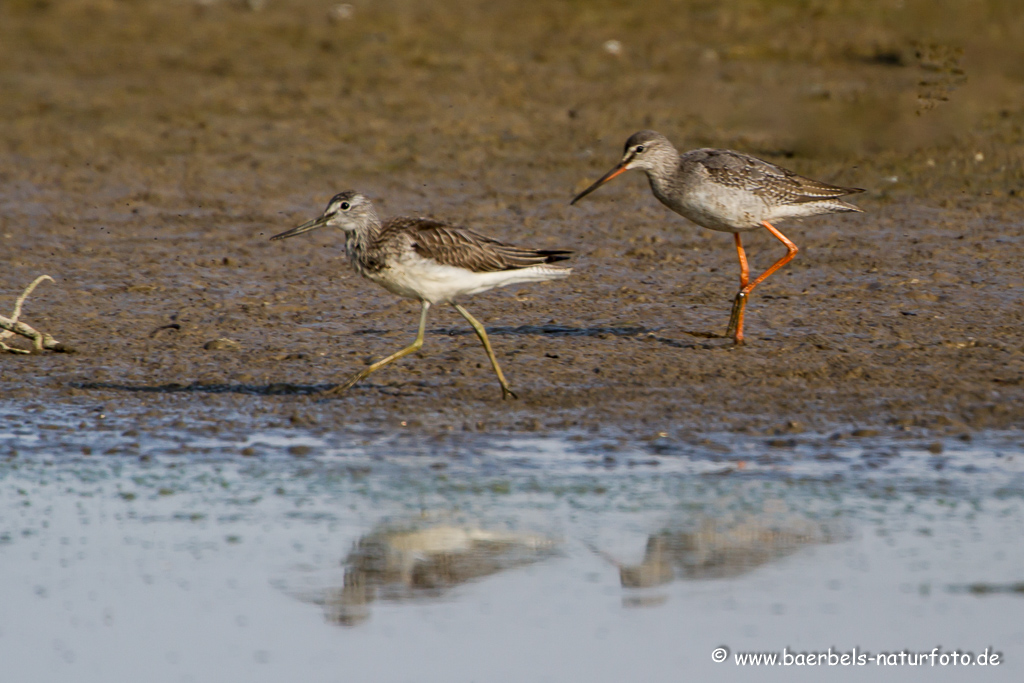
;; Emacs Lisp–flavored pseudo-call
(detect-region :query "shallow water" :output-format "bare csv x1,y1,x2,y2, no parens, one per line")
2,1,1024,679
2,402,1023,682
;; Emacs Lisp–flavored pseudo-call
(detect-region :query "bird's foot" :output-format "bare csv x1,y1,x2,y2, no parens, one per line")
725,291,746,343
501,386,519,401
323,371,368,396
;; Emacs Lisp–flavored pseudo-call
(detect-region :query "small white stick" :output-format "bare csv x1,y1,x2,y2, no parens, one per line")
10,275,54,323
0,275,66,353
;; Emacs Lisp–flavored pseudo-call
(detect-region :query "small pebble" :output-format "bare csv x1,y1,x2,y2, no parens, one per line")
603,39,622,56
329,3,354,22
203,338,240,351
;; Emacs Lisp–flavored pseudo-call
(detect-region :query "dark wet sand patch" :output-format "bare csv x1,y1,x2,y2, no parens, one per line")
2,0,1023,441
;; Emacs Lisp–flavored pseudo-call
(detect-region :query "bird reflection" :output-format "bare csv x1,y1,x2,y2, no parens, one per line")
321,519,558,626
598,502,847,598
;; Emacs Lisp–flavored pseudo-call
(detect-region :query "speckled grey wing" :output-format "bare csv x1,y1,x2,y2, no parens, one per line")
383,217,572,273
694,149,863,206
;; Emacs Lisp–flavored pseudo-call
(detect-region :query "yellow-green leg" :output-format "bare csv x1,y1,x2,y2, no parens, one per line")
451,303,518,400
326,301,431,395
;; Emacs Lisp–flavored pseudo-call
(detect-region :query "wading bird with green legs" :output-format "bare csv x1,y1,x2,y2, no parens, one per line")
271,191,572,399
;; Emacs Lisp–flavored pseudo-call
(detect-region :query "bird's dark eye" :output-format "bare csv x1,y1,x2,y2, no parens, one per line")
340,202,351,210
635,145,646,153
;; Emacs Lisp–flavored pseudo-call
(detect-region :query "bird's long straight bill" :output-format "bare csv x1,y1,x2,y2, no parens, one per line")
270,214,331,241
570,163,628,205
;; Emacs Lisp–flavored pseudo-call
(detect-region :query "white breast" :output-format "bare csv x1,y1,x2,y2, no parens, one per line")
367,253,571,305
655,181,768,232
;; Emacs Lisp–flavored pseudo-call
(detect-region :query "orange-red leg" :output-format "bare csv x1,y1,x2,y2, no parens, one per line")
734,232,750,288
725,221,799,344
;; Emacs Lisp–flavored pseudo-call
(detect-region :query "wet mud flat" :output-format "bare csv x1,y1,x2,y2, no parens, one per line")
2,0,1024,442
4,6,1024,679
2,400,1024,682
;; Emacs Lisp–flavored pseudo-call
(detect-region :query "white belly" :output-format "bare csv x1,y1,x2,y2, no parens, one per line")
655,182,767,232
365,254,570,305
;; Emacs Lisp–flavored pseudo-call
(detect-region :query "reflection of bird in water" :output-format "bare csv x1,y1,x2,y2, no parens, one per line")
571,130,863,344
272,190,572,398
590,504,846,594
321,520,558,626
619,517,829,587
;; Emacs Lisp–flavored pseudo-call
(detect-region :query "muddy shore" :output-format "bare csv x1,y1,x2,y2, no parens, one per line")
2,0,1023,443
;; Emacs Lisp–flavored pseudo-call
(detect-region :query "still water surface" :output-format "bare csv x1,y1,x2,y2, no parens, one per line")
1,402,1022,682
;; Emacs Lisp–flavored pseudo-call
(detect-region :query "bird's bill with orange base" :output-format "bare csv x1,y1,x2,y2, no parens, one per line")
570,163,629,205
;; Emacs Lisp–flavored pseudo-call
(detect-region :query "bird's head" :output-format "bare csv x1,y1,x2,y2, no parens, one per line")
618,130,676,173
271,190,380,241
570,130,677,205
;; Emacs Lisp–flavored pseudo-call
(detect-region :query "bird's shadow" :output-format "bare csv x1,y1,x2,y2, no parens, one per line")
70,381,331,396
70,380,440,399
70,326,728,397
432,323,726,348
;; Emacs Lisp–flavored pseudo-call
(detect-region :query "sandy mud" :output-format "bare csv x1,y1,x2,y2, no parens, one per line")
2,0,1023,441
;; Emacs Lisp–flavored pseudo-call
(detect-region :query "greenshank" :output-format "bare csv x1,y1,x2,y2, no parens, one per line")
272,191,572,398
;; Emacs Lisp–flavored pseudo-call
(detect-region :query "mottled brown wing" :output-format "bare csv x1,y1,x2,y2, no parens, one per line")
383,217,571,273
698,149,863,205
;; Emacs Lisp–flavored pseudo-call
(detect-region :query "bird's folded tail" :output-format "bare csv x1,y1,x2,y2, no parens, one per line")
534,249,573,264
508,264,573,282
540,265,573,278
828,199,864,213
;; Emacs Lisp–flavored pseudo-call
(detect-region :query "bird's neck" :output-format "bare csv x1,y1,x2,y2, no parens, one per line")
644,150,681,195
345,217,385,273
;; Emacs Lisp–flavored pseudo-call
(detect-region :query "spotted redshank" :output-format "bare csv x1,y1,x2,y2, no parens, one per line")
571,130,863,344
271,191,572,399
